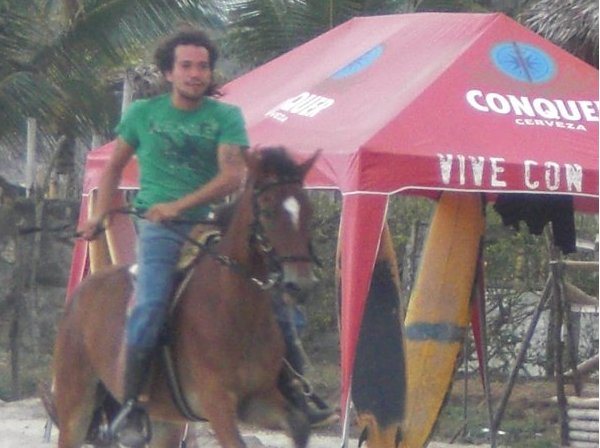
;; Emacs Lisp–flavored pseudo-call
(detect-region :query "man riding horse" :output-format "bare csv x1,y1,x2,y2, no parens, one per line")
78,27,334,446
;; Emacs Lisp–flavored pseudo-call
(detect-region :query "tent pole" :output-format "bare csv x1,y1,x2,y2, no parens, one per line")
339,387,352,448
462,335,469,439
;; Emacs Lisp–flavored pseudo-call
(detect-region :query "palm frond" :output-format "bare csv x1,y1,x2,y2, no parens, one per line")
223,0,408,69
0,0,228,150
520,0,599,67
0,71,67,143
414,0,489,13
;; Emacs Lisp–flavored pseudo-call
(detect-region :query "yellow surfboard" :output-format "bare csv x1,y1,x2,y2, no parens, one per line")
401,192,484,447
104,191,136,266
87,189,137,272
87,189,112,273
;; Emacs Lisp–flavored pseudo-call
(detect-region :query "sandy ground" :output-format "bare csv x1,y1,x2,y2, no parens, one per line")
0,398,491,448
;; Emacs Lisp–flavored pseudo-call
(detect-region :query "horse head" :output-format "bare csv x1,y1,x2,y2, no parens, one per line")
244,147,320,302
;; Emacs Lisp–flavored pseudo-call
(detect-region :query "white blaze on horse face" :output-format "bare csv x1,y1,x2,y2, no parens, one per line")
283,196,301,230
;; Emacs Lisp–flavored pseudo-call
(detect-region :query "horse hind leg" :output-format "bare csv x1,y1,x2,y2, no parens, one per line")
54,372,100,448
240,392,310,448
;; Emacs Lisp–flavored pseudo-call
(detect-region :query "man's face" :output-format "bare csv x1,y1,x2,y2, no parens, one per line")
166,44,212,107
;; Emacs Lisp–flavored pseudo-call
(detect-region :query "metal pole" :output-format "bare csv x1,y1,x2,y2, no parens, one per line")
462,334,469,438
339,386,352,448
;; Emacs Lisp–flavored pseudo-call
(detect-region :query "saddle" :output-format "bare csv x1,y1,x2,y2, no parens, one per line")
176,224,222,271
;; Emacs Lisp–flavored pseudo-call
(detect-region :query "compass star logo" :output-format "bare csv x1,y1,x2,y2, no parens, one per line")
491,42,556,83
330,44,383,80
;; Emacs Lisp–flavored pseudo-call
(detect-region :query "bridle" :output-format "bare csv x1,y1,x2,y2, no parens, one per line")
246,177,320,288
252,177,318,255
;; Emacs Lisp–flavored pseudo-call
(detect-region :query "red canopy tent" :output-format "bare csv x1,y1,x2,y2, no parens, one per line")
69,12,599,434
221,11,598,418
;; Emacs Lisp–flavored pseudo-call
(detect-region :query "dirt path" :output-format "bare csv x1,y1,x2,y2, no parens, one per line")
0,398,336,447
0,398,491,448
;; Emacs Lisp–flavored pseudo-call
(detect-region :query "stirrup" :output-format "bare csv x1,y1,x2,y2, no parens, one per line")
107,399,152,447
305,398,339,428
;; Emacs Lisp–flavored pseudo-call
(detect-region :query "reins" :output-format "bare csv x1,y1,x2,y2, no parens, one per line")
81,176,319,290
22,176,320,289
119,208,283,291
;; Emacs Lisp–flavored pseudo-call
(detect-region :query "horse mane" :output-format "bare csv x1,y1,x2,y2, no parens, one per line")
255,146,304,182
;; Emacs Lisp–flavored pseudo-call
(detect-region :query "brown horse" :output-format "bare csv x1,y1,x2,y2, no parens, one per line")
51,147,319,448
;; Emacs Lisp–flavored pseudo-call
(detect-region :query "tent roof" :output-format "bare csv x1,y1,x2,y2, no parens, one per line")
221,12,598,212
219,12,599,422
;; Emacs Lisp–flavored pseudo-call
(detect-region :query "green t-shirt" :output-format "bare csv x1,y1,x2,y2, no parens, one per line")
117,94,249,219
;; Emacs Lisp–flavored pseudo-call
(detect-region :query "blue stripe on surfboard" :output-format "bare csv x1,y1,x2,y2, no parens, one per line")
405,322,465,343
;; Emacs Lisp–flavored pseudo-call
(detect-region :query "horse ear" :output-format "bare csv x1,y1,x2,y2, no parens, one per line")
299,149,321,179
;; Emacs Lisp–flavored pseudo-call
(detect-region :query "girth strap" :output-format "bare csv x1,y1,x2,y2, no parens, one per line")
157,266,206,422
160,343,206,422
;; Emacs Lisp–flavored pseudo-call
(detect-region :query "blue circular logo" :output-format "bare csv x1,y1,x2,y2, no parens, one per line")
491,42,555,83
331,45,383,80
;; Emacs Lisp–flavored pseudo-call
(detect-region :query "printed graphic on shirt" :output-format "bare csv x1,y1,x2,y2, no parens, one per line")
148,118,218,172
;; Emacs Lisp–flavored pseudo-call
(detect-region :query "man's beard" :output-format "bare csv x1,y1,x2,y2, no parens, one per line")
174,83,208,102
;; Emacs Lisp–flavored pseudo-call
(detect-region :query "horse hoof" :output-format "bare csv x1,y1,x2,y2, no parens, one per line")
113,407,152,448
116,421,151,447
117,429,149,448
87,423,116,447
288,409,311,448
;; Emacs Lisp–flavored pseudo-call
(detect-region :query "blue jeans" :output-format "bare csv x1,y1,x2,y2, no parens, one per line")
273,295,307,373
127,220,193,350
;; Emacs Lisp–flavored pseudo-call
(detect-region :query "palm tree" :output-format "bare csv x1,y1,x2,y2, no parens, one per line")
520,0,599,67
0,0,224,171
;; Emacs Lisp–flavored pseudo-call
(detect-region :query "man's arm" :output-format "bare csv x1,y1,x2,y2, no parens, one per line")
144,143,246,222
78,138,135,239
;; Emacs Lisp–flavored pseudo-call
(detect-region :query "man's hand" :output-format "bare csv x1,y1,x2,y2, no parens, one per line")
77,217,106,240
144,202,182,222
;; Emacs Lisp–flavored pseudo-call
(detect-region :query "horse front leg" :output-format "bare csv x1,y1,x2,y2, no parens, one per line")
240,389,310,448
54,357,99,448
55,384,98,448
201,392,246,448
